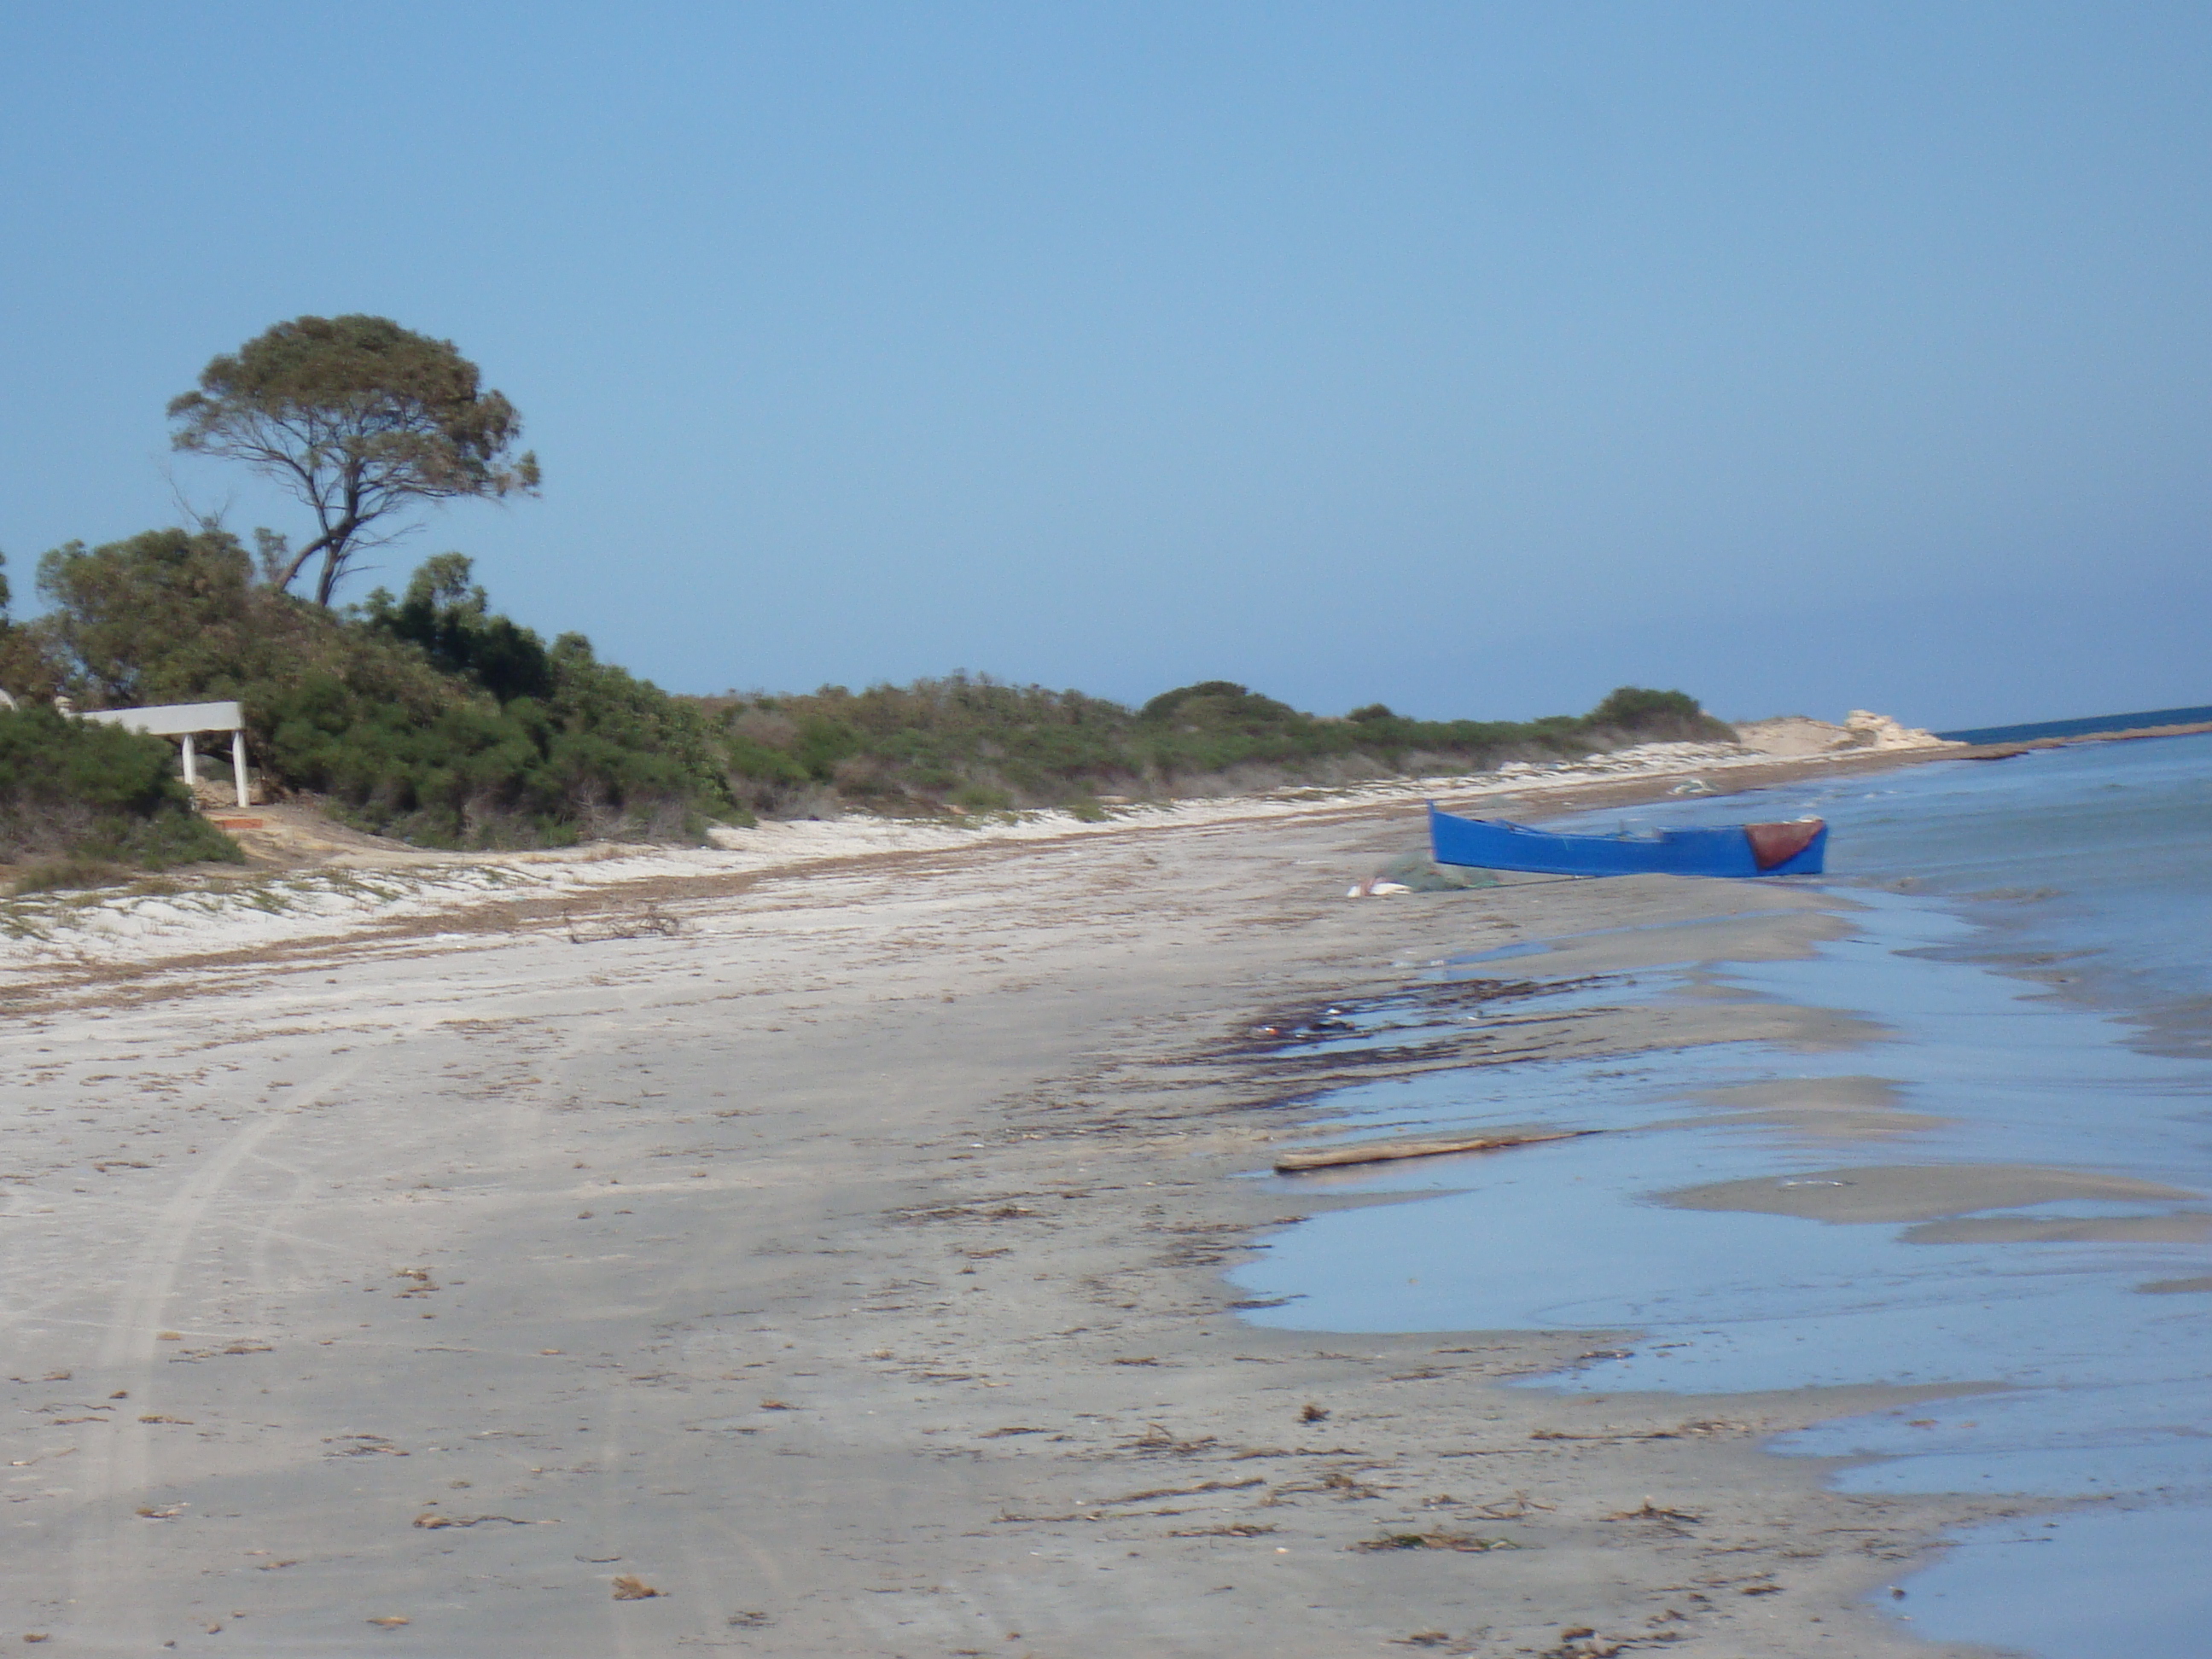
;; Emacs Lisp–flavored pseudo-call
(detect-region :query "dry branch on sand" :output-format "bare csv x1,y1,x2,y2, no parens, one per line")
1352,1529,1522,1553
1272,1128,1595,1173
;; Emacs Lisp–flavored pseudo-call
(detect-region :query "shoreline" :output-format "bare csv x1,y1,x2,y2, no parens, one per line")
8,713,2184,997
0,728,1966,999
2,706,2185,954
0,765,2029,1655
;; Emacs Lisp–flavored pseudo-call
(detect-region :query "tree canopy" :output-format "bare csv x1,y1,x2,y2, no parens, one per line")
167,315,539,606
363,553,554,704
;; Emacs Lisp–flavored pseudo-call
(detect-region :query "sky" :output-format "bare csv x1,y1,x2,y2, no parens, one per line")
2,3,2206,729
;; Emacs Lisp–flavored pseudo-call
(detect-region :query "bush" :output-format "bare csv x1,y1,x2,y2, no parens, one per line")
27,533,735,848
690,677,1735,816
14,528,1734,843
0,704,241,880
1583,685,1734,743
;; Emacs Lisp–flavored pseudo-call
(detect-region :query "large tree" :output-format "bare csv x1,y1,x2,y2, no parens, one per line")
168,315,540,606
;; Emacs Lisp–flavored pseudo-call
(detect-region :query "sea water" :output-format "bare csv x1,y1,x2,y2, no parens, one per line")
1228,732,2212,1658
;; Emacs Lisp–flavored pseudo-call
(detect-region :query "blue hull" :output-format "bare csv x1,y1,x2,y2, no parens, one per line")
1427,802,1827,878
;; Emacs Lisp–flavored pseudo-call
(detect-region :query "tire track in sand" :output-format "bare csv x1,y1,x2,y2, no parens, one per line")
66,1051,371,1646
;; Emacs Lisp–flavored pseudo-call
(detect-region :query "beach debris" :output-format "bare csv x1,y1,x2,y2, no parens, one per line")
1348,853,1499,898
1169,1522,1278,1538
325,1434,408,1457
1131,1423,1218,1455
1299,1404,1330,1423
1347,877,1415,898
1604,1499,1703,1526
25,1634,51,1644
1249,1011,1353,1039
1473,1490,1551,1518
1352,1530,1519,1553
412,1511,540,1528
610,1574,664,1600
1274,1128,1596,1173
1093,1477,1266,1506
366,1617,410,1628
565,905,681,944
1396,1635,1452,1650
726,1611,774,1627
1317,1470,1382,1499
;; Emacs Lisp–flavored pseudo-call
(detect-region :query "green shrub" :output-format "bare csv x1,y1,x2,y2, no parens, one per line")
1584,685,1735,743
28,533,734,848
0,704,241,880
15,527,1734,844
689,677,1732,816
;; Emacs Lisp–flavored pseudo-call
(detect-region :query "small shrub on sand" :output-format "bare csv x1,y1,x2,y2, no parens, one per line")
0,704,241,883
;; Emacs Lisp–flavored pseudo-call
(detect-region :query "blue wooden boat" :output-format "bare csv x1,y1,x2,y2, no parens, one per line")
1427,801,1827,878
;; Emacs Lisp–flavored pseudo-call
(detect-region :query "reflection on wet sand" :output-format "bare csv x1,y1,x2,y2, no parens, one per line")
1666,1073,1953,1140
1656,1163,2199,1224
1238,734,2212,1659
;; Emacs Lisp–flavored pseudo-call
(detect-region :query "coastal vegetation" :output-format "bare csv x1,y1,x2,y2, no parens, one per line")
2,312,1738,886
166,314,540,607
7,527,1726,861
0,701,242,889
701,678,1731,818
20,529,728,850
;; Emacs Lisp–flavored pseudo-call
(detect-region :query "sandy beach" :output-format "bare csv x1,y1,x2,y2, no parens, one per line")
1,756,2037,1656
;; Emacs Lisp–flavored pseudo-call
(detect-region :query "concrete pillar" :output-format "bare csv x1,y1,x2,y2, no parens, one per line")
181,733,197,787
231,729,249,809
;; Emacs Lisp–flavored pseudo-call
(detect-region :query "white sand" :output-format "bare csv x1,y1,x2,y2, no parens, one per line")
0,765,2016,1656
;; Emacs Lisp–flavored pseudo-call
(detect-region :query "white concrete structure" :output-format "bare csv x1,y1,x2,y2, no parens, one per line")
79,700,251,807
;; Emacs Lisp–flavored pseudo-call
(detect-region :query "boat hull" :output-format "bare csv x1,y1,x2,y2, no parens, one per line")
1427,803,1827,878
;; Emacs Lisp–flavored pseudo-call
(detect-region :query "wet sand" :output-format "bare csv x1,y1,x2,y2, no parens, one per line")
1658,1164,2199,1225
0,803,2027,1656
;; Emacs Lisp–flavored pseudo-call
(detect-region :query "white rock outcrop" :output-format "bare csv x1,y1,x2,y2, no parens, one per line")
1732,710,1950,756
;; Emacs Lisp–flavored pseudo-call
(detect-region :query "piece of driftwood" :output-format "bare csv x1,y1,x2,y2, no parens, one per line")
1272,1129,1596,1174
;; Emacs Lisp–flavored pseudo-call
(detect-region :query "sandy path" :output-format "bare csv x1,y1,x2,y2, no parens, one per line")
0,807,2015,1656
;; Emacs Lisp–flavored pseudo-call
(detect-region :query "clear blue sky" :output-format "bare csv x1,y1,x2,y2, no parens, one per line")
3,3,2206,727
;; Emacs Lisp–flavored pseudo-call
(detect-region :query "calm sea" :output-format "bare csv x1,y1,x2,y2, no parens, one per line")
1937,702,2212,746
1231,731,2212,1659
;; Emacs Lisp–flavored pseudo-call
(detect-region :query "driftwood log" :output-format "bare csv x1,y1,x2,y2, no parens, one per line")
1272,1128,1596,1174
